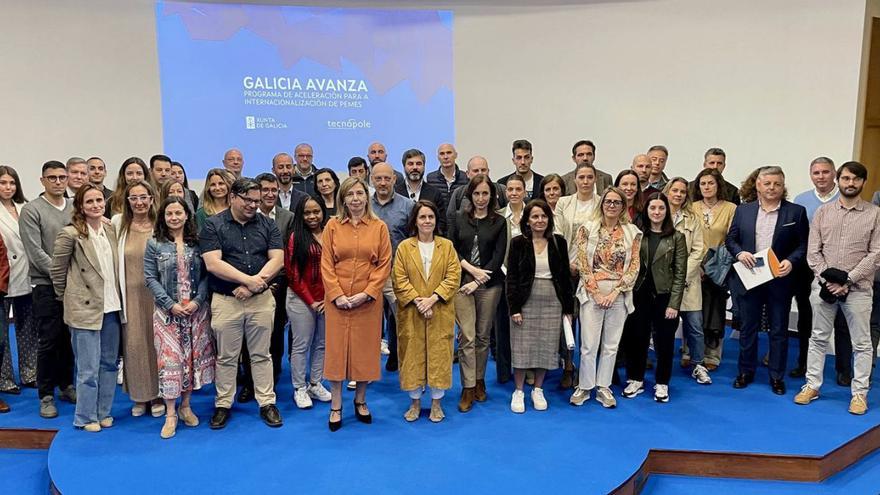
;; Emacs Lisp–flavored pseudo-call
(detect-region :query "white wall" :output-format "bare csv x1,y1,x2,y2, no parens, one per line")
0,0,869,197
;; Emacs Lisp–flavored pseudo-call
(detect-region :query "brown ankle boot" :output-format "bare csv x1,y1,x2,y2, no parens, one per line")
474,379,487,402
458,387,475,412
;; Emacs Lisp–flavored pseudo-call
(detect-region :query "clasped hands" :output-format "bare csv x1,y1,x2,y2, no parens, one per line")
414,294,439,319
233,273,272,300
459,266,491,296
170,300,199,317
334,292,371,310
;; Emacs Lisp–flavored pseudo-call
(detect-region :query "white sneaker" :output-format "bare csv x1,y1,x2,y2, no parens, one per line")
294,388,313,409
510,389,525,413
622,380,644,398
569,387,590,406
596,387,617,408
654,384,669,403
346,380,357,390
307,382,332,402
116,359,124,385
692,364,712,385
531,387,548,411
380,339,390,356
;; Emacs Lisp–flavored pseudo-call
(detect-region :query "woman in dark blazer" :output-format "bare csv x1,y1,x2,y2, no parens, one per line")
506,200,574,413
621,192,687,403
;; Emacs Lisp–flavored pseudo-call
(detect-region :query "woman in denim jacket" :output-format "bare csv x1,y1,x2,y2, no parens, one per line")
144,197,214,439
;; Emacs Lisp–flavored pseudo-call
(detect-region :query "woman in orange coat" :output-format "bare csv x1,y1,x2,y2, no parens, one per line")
321,177,392,431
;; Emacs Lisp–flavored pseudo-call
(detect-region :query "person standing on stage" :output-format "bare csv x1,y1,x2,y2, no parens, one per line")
795,161,880,415
201,178,284,429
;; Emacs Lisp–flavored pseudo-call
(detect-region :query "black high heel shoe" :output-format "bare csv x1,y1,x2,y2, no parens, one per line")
353,400,372,424
328,408,342,432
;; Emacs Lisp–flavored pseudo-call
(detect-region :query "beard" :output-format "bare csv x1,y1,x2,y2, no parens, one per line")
407,171,423,182
841,185,863,198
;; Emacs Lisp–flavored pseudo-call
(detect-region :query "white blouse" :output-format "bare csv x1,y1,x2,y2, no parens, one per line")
534,244,552,279
0,202,30,297
418,240,435,280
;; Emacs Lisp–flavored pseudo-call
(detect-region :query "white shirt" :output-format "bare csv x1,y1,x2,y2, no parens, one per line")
258,208,276,221
405,181,424,202
89,224,121,313
277,188,292,210
418,240,435,280
534,244,552,279
42,195,67,212
755,201,780,252
814,186,838,203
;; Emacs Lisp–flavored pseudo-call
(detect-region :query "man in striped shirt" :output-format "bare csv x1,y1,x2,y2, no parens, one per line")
795,161,880,415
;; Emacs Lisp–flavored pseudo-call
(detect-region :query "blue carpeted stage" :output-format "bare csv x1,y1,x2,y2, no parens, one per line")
1,331,879,494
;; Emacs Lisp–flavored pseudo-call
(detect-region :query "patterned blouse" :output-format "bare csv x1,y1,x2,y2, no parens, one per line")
577,223,641,296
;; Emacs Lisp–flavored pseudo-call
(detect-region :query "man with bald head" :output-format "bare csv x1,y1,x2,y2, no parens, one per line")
223,149,244,178
446,156,508,230
368,142,405,183
631,153,659,199
371,162,415,370
427,143,469,206
272,152,309,211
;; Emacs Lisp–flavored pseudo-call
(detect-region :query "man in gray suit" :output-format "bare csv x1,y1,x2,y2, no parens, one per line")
562,140,613,198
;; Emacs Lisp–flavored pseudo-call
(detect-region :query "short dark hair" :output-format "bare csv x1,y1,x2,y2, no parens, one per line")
704,147,726,159
838,161,868,181
504,174,527,189
150,154,172,169
571,140,596,156
231,178,260,196
42,160,66,174
86,156,104,164
512,139,532,155
538,174,567,200
154,197,199,246
347,156,368,172
406,200,441,237
647,145,669,156
519,199,555,240
254,172,278,185
401,149,426,166
637,192,676,237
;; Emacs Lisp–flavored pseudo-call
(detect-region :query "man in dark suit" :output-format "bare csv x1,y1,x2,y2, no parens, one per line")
498,139,544,201
394,148,447,233
562,140,613,197
726,165,808,395
237,173,296,403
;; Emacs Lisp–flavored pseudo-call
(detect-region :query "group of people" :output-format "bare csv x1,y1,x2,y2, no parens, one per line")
0,139,877,437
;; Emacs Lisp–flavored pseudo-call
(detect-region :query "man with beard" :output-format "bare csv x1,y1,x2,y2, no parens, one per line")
795,161,880,415
371,163,414,371
394,148,446,233
272,152,308,211
561,140,612,197
498,139,543,200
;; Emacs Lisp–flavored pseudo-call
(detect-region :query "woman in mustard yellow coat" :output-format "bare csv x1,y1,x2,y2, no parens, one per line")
393,200,461,423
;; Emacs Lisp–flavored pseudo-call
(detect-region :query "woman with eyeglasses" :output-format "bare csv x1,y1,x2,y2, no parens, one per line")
570,187,641,409
112,180,163,418
107,157,151,217
692,168,736,370
662,178,711,384
621,193,687,403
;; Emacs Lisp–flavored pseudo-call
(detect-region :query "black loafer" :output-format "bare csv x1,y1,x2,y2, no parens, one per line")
384,357,398,372
789,366,806,378
260,404,283,427
237,386,254,403
209,407,231,429
770,378,786,395
733,374,754,389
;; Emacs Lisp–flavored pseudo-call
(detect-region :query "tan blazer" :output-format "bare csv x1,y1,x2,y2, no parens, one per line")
51,224,123,330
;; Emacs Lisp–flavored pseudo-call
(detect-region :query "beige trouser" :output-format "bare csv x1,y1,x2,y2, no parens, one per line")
212,292,276,408
455,284,502,388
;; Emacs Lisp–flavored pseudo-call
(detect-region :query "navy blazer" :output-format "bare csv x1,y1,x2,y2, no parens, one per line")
725,199,809,297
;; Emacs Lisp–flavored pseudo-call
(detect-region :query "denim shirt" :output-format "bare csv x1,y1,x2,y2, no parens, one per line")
143,238,209,311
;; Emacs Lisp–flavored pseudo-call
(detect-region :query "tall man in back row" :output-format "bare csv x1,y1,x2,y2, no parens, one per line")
795,161,880,415
201,178,284,429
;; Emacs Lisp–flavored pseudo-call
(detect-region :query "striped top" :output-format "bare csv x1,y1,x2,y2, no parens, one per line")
807,198,880,291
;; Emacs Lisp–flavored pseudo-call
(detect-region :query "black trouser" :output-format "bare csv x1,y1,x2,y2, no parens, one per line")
869,280,880,369
493,288,512,383
624,289,677,384
383,298,398,364
33,284,74,399
242,285,287,389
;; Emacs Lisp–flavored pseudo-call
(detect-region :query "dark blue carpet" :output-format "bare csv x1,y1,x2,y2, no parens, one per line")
0,328,878,494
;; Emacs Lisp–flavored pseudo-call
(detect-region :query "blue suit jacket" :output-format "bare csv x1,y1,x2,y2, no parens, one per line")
725,199,809,297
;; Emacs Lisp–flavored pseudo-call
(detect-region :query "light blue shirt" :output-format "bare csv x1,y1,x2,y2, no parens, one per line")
371,192,414,254
794,187,839,222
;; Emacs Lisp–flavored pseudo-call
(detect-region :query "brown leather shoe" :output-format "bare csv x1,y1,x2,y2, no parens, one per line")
458,388,475,412
704,362,718,371
0,397,9,413
474,380,487,402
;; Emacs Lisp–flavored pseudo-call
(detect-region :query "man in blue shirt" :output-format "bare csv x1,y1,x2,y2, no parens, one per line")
371,163,414,372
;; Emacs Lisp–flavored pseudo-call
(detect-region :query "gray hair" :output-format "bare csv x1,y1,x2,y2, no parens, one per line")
66,156,86,168
757,165,785,179
809,156,835,169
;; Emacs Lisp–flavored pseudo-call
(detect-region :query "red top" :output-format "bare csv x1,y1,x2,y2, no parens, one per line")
286,231,324,306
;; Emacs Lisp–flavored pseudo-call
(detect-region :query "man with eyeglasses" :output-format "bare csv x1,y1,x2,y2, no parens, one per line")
394,148,447,233
498,139,543,200
87,156,112,200
65,157,89,199
371,163,414,370
200,178,284,429
223,149,244,179
20,161,76,419
291,143,317,197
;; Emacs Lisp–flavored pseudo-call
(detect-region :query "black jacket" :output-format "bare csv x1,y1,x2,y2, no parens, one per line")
449,212,507,287
505,234,575,315
394,180,448,233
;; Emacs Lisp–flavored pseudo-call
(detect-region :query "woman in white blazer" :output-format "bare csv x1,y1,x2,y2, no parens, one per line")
0,166,36,393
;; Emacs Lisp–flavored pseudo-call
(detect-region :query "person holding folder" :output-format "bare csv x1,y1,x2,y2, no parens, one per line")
725,166,808,395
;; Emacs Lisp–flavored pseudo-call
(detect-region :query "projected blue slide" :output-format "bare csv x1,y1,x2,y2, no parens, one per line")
155,1,454,179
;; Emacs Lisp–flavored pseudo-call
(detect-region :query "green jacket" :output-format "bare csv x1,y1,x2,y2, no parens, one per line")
634,230,687,310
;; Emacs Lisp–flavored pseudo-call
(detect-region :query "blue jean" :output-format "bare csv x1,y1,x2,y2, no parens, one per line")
70,312,121,427
680,310,705,365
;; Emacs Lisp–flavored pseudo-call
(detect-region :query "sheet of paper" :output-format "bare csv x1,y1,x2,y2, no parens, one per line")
732,247,779,290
